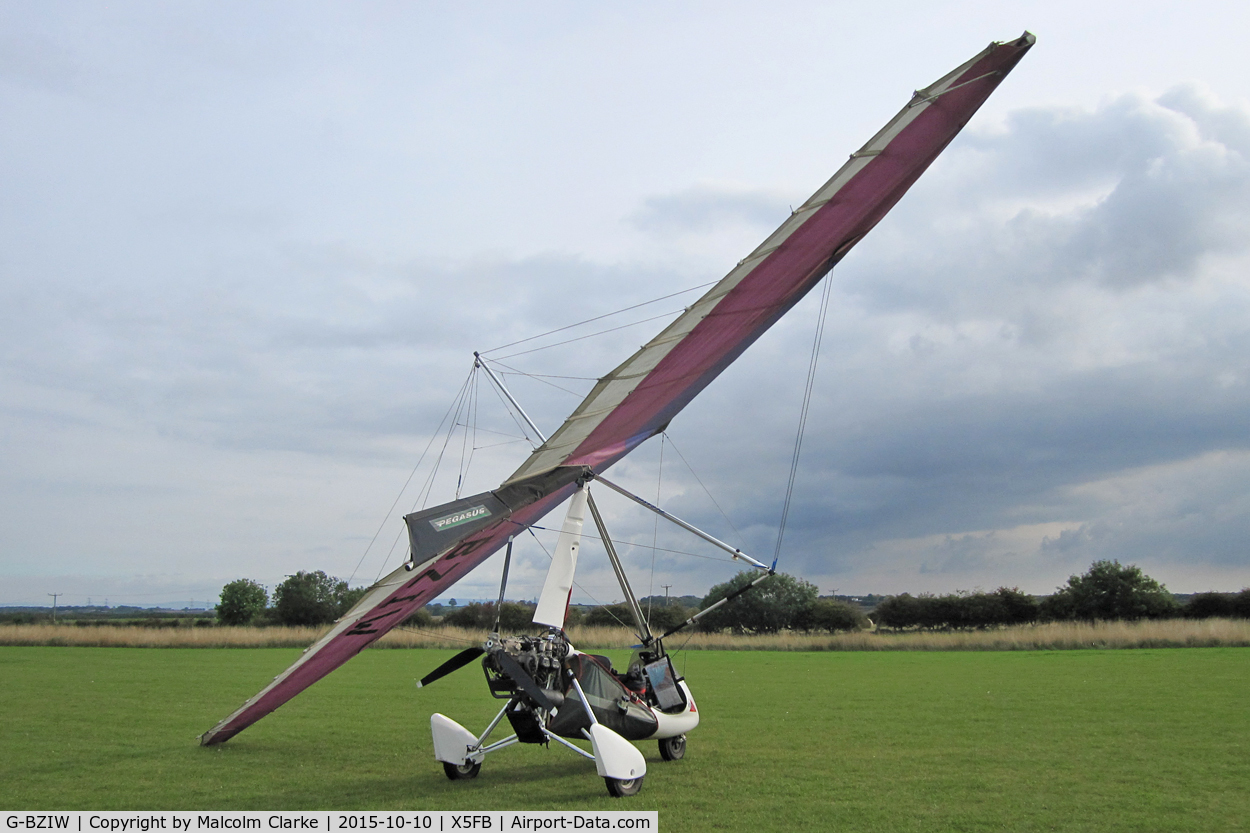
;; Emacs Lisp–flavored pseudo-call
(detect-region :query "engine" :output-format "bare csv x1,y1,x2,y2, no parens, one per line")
482,631,570,698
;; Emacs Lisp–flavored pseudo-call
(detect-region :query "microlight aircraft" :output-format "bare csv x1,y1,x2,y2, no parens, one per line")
201,33,1034,797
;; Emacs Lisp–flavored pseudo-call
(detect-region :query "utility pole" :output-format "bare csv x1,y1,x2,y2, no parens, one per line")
48,593,62,623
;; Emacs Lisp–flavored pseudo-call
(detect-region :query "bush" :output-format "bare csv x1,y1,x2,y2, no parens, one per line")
584,603,634,629
1183,592,1237,619
401,608,435,628
215,579,268,626
441,601,537,631
873,588,1038,629
873,593,925,628
795,599,868,632
995,587,1041,625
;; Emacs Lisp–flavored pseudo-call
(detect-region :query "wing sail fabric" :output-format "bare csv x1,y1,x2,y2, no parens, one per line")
201,32,1033,746
506,32,1034,484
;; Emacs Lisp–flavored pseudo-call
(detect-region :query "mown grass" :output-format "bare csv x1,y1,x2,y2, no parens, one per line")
2,646,1247,831
3,617,1249,650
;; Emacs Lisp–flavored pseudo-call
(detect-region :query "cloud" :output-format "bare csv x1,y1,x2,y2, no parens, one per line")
630,185,791,236
586,88,1250,594
4,9,1250,605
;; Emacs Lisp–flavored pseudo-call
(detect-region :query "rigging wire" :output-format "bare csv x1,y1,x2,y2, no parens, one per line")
349,366,475,588
490,309,687,361
455,369,480,499
772,274,835,564
490,360,591,398
374,361,480,583
479,280,715,355
393,624,482,645
523,524,738,565
662,431,746,548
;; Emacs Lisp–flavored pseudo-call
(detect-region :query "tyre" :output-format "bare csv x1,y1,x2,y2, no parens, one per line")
442,760,481,780
658,735,686,761
604,776,643,797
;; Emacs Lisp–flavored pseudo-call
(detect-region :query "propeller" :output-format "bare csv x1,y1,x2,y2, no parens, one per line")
416,646,486,688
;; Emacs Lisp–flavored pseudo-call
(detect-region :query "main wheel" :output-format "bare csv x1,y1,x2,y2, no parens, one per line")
442,760,481,780
658,735,686,761
604,776,644,797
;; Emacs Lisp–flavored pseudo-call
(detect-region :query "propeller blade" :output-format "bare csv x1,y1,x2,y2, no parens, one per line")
490,648,554,710
416,646,485,688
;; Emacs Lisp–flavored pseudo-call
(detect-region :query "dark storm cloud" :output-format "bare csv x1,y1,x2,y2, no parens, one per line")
608,88,1250,591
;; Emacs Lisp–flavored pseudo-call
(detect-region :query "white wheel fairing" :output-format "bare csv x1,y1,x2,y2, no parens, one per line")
431,713,479,765
586,724,647,781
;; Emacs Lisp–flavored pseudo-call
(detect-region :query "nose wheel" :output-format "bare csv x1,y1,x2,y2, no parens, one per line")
658,734,686,761
443,760,481,780
605,776,644,797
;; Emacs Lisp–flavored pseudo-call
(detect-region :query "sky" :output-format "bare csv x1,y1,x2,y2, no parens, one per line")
4,1,1250,610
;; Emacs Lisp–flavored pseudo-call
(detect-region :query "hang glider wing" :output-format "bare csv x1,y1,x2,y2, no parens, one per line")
201,32,1033,746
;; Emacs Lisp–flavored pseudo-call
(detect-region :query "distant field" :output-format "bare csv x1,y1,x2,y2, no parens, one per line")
2,617,1249,649
2,646,1247,831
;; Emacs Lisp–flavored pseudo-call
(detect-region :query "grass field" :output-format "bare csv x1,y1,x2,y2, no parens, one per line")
2,646,1247,831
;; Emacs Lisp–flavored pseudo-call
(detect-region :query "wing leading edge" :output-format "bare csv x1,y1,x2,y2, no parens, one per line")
201,32,1033,745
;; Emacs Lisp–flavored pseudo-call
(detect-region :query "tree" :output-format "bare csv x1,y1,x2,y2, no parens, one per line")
340,586,369,614
994,587,1040,625
697,571,818,634
215,579,267,626
1046,560,1178,621
271,570,360,626
644,603,690,634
